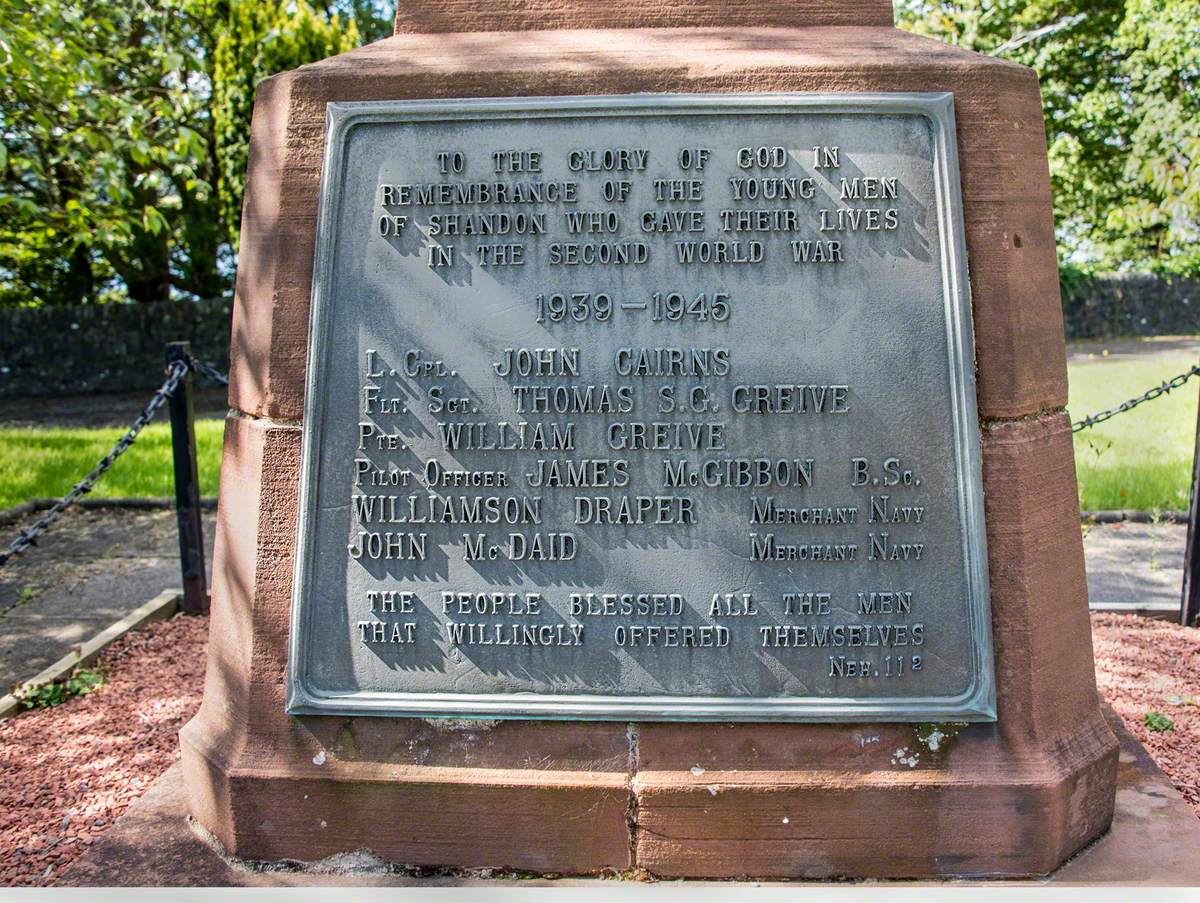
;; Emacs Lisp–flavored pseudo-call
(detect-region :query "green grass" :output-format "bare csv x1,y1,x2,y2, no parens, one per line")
1069,347,1198,512
0,419,223,510
0,346,1193,514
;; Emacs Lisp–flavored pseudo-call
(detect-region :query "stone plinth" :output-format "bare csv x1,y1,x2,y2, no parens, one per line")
79,710,1175,886
181,0,1118,878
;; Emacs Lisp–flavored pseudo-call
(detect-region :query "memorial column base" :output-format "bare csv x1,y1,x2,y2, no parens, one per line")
182,405,1117,878
182,7,1119,879
181,709,1117,877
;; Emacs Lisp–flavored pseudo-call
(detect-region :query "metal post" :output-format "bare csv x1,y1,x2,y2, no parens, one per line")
166,342,209,615
1182,372,1200,626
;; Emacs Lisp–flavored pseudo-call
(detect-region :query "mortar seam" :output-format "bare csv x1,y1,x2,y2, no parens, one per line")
980,405,1068,429
626,722,640,871
228,408,302,429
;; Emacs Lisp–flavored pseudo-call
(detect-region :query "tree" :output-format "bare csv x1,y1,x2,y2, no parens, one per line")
896,0,1199,274
323,0,393,44
212,0,359,249
1106,0,1200,272
0,0,225,305
0,0,368,307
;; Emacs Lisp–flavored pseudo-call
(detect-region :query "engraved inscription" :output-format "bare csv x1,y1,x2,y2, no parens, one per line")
288,94,994,721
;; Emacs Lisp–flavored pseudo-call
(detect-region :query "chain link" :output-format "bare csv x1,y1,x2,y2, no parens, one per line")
1072,364,1200,433
191,357,229,386
0,359,192,567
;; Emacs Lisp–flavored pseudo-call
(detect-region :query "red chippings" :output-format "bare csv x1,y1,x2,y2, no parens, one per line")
1093,613,1200,814
0,615,207,887
0,612,1196,886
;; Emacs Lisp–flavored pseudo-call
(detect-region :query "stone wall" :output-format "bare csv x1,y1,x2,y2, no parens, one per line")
0,297,232,399
0,276,1196,399
1062,274,1200,341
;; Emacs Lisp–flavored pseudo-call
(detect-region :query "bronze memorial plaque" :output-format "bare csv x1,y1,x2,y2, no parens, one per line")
287,93,994,721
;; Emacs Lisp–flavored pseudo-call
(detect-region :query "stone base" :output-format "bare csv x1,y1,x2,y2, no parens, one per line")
179,408,1118,878
64,710,1197,886
183,12,1118,879
179,710,1117,879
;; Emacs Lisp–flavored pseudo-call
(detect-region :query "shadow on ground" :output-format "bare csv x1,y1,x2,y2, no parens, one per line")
0,506,216,691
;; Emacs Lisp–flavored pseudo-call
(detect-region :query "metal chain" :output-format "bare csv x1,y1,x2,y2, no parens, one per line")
1,347,1192,561
1072,364,1200,433
0,359,191,567
192,357,229,386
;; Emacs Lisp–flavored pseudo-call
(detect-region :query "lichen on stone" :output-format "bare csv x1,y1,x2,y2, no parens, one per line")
422,717,501,732
912,721,970,757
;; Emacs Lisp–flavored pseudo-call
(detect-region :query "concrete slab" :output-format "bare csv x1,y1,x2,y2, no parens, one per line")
58,709,1200,887
1084,522,1185,618
0,506,215,691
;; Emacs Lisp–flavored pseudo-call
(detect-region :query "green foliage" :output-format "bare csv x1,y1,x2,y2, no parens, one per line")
1144,711,1175,732
213,1,359,248
897,1,1199,275
18,667,105,709
1057,261,1098,307
331,0,394,43
1,2,1192,300
1106,0,1200,272
0,0,227,306
0,0,372,307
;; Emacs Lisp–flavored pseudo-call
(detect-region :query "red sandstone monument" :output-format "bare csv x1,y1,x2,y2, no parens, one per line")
181,0,1119,878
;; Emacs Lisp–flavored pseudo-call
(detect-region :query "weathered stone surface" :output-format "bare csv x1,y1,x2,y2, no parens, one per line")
80,711,1183,885
1062,274,1200,340
182,414,634,870
188,3,1116,877
631,412,1116,878
392,0,896,33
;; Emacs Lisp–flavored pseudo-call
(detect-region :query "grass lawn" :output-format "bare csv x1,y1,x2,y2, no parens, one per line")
0,419,223,510
0,343,1194,513
1069,342,1198,512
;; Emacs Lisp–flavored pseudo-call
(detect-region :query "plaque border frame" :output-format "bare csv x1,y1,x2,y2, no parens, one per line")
286,92,996,722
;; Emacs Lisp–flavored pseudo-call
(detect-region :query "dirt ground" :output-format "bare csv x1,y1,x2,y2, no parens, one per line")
1092,613,1200,810
1,612,1199,887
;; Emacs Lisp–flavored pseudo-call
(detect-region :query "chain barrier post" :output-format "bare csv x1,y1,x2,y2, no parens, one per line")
1183,368,1200,627
1,356,189,568
166,342,209,615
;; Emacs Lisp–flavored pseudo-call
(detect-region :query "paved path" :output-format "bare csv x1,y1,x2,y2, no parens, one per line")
0,507,216,692
1084,521,1185,618
1067,335,1200,364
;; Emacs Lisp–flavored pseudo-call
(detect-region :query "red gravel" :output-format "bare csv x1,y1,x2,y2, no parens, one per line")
1092,612,1200,813
0,614,207,887
0,611,1198,887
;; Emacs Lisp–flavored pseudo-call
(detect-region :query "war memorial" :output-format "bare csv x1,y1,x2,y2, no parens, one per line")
178,0,1123,879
